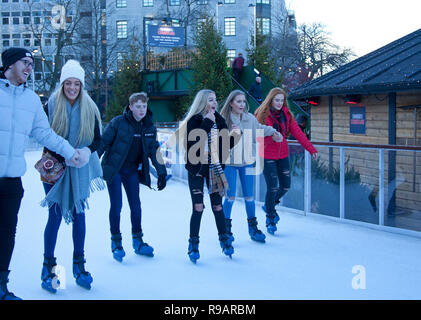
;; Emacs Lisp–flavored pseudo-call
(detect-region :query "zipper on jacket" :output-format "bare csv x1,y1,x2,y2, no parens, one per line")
5,87,17,174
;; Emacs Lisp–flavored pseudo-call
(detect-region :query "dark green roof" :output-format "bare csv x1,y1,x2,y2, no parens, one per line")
289,28,421,99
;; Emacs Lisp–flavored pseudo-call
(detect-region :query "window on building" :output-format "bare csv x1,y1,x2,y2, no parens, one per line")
34,17,41,24
169,0,180,5
12,0,19,2
116,0,126,8
256,0,270,3
2,0,9,3
44,38,51,46
143,0,153,6
224,0,235,3
2,18,9,25
116,20,128,39
1,12,10,17
257,17,270,35
13,17,20,25
23,39,31,46
227,49,236,59
13,40,20,46
3,40,10,47
198,0,208,4
23,17,30,24
224,17,236,36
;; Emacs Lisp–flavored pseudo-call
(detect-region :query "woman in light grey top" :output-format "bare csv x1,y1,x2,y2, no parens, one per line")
219,90,282,244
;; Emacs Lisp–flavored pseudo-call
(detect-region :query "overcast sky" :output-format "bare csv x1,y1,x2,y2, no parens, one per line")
286,0,421,58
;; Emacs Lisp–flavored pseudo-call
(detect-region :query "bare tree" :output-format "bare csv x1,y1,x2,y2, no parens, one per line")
297,22,355,80
24,0,91,94
82,0,120,109
273,21,356,91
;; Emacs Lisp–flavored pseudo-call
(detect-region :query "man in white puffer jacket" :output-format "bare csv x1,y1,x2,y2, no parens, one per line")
0,47,82,300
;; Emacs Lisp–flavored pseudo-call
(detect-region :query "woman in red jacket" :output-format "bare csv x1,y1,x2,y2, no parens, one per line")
255,87,318,235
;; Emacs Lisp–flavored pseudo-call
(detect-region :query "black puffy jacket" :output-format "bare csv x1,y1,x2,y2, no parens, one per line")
97,106,166,187
185,111,238,176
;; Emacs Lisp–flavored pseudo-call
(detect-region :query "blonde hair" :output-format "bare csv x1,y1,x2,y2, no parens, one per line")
51,84,102,145
254,87,294,126
168,89,215,152
219,90,248,130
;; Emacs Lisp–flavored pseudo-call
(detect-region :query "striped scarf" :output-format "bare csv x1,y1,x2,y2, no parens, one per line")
208,123,228,196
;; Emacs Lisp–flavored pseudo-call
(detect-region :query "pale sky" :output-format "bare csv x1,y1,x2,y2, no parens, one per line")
286,0,421,58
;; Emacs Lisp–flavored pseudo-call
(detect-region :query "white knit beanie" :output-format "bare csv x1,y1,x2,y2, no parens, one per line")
60,59,85,87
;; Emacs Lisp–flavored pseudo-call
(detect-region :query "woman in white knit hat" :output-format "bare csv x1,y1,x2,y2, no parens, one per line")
40,59,104,293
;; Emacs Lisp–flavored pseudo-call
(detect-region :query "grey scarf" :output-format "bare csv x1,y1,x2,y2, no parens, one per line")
41,94,105,223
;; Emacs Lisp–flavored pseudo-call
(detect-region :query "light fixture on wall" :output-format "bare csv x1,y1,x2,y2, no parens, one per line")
306,96,320,106
344,94,361,105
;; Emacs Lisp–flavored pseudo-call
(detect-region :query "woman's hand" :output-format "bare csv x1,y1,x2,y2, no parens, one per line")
311,152,318,160
230,124,242,136
204,110,215,122
272,132,283,142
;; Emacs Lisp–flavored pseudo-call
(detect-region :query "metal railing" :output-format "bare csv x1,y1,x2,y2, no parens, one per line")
158,131,421,237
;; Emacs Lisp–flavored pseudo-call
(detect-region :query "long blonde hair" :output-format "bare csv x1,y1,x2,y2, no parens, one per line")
168,89,215,152
219,90,249,130
51,85,102,145
254,87,294,125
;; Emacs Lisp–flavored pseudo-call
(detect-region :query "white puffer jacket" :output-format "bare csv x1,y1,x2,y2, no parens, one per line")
0,78,75,178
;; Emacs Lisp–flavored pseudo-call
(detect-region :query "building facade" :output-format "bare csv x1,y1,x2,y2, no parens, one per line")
0,0,295,104
0,0,95,96
106,0,294,71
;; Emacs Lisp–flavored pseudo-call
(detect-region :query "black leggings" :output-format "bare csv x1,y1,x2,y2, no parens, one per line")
263,158,291,215
0,178,24,272
187,172,226,238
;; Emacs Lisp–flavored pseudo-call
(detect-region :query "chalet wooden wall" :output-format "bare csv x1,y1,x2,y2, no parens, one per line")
309,91,421,213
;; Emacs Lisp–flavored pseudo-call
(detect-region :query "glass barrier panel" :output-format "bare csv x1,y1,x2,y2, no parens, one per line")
281,142,304,211
344,148,379,224
384,149,421,232
310,145,340,217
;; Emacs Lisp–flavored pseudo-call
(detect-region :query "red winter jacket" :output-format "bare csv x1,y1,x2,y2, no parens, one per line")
257,107,317,160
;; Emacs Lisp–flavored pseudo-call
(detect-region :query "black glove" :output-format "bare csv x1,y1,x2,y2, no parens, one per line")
157,175,166,191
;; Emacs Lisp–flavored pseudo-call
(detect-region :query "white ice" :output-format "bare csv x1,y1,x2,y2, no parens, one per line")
7,150,421,300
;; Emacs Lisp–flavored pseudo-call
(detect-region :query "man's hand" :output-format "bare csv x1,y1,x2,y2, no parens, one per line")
66,149,80,167
157,175,167,191
78,147,91,166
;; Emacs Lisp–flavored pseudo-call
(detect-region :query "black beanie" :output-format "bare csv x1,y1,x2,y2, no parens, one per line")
1,47,33,72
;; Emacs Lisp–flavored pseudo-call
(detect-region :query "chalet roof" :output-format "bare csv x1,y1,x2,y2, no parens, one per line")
289,28,421,100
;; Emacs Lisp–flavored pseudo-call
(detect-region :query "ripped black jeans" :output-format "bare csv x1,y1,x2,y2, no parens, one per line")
263,158,291,215
187,172,227,238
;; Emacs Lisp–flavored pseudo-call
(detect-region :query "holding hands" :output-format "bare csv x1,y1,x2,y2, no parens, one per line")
272,131,283,142
67,147,91,168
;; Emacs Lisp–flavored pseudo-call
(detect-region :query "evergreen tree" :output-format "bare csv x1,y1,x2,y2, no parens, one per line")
247,33,278,85
104,45,143,122
189,16,232,109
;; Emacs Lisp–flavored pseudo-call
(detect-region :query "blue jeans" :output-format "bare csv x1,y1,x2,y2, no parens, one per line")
43,183,86,259
107,166,142,235
223,165,255,219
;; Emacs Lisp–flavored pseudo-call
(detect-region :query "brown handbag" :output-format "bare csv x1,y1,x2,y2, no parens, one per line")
34,151,66,184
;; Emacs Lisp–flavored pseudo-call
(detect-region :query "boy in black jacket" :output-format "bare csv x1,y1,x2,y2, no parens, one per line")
97,92,167,262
